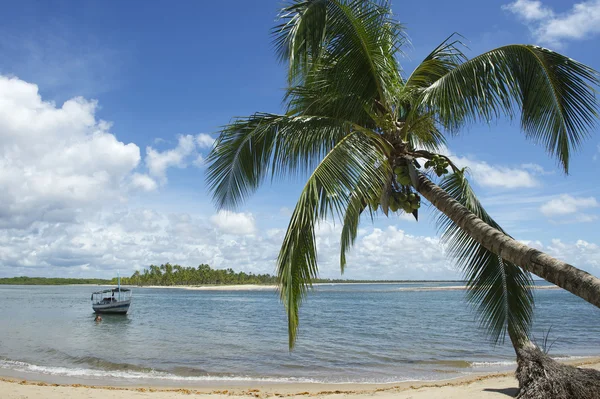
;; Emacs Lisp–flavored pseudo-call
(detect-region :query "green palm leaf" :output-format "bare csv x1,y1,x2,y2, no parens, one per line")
437,171,534,343
278,131,388,348
206,113,358,209
274,0,406,114
405,33,467,90
421,45,600,172
208,0,600,351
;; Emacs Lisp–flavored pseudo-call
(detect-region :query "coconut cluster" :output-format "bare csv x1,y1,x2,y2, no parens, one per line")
424,155,449,176
368,164,421,214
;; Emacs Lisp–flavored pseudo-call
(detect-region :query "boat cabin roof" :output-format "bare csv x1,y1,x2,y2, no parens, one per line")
92,288,131,294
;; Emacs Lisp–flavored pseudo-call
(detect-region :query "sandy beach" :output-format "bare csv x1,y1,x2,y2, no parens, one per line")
0,358,600,399
2,359,598,399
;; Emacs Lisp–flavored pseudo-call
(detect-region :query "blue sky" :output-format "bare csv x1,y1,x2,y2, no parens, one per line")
0,0,599,280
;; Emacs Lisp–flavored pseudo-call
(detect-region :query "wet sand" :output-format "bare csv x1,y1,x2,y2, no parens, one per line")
1,358,598,399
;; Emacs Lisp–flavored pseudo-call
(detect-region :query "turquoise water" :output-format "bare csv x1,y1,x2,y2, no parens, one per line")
0,283,599,385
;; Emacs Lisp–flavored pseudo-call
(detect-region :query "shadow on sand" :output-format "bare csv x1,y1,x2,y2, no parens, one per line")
483,387,519,397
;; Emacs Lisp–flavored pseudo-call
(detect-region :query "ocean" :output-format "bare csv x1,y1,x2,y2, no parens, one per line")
0,283,599,386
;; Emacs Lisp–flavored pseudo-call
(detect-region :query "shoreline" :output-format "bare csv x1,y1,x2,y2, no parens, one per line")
2,281,561,292
1,358,599,398
118,283,560,292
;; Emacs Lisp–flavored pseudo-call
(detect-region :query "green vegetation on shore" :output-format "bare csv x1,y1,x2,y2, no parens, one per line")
0,276,112,285
120,263,462,286
0,264,464,286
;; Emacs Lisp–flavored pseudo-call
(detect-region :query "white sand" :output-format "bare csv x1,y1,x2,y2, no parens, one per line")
130,283,560,292
2,360,598,399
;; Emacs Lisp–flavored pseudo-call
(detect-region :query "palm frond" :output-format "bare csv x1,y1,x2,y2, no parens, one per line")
340,191,365,274
421,45,600,172
273,0,329,84
405,33,467,90
206,113,359,209
273,0,406,113
402,111,447,151
437,170,534,343
339,160,389,272
278,131,389,348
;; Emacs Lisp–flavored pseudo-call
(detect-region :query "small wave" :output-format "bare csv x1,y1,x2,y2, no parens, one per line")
417,360,472,368
398,286,467,292
470,360,515,367
470,355,593,368
0,359,330,384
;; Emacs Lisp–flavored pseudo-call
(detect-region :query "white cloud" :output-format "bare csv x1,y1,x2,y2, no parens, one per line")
0,75,143,229
502,0,554,21
193,154,206,168
544,239,600,270
1,198,600,281
520,163,552,175
540,194,598,220
210,210,256,235
451,156,540,189
503,0,600,46
145,134,196,180
130,173,158,192
145,133,215,180
429,146,541,189
465,160,539,189
347,226,451,279
196,133,215,149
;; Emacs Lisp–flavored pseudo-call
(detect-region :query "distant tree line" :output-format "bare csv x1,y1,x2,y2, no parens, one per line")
0,267,466,286
116,263,465,286
0,276,112,285
118,263,278,286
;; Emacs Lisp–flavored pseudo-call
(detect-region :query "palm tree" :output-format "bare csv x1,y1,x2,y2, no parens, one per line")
207,1,600,396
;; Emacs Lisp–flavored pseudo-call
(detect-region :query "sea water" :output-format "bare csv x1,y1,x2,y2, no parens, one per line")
0,283,599,385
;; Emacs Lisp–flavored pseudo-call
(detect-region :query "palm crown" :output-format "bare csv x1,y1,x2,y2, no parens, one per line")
207,0,600,348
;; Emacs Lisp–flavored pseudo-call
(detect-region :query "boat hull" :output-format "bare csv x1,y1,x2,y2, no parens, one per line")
92,299,131,314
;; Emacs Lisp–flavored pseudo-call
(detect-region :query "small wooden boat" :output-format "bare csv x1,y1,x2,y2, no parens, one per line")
91,274,132,314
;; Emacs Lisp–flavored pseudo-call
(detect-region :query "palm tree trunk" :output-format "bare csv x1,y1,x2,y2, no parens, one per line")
508,332,600,398
416,173,600,398
415,172,600,309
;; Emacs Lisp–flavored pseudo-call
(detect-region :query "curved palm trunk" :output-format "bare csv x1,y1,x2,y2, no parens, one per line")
415,173,600,309
509,334,600,398
416,173,600,398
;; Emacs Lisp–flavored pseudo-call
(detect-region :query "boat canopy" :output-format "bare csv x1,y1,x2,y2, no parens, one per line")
92,288,131,294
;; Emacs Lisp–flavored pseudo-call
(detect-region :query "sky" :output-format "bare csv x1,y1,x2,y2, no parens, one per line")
0,0,599,280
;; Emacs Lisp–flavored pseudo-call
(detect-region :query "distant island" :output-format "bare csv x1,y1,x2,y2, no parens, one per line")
0,263,464,286
0,276,112,285
122,264,465,286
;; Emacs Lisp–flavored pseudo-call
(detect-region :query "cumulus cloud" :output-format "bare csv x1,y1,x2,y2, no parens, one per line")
540,194,598,221
210,210,256,235
429,146,541,189
0,75,144,229
196,133,215,149
461,159,539,189
503,0,600,46
0,206,455,280
144,133,215,181
503,0,554,21
1,197,599,281
145,134,197,180
544,239,600,270
129,173,158,192
193,154,206,168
